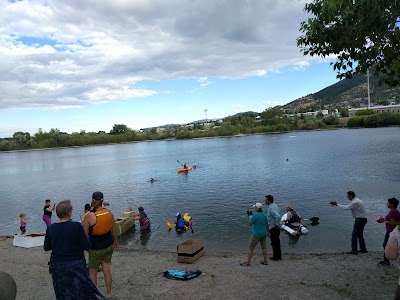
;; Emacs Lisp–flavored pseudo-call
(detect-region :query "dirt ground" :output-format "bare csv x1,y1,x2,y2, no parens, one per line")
1,237,398,300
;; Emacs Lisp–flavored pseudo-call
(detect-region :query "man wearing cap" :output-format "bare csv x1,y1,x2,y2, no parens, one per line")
83,191,118,299
265,195,282,261
240,202,269,266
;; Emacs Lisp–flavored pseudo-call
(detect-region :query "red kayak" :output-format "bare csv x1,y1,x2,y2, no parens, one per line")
177,167,192,173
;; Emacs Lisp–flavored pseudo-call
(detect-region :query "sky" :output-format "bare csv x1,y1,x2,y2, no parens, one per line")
0,0,340,138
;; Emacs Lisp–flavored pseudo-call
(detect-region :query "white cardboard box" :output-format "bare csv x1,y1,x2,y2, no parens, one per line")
13,233,45,248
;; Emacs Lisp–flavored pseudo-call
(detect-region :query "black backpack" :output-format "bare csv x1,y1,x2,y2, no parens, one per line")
289,210,301,223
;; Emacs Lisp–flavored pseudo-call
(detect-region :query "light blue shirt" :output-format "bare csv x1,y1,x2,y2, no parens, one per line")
267,203,281,229
250,211,268,237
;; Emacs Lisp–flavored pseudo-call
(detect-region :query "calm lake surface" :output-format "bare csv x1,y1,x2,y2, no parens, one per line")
1,128,400,253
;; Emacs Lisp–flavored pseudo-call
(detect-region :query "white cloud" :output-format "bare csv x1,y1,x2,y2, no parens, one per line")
0,0,317,111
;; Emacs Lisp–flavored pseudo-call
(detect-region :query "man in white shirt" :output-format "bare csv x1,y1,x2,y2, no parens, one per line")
330,191,368,254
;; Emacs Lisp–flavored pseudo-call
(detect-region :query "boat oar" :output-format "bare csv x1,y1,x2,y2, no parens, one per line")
303,217,319,222
176,160,183,166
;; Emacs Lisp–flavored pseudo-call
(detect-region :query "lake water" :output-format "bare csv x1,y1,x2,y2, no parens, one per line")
1,127,399,254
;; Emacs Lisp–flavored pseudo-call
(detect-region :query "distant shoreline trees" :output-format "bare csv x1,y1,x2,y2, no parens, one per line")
1,109,399,151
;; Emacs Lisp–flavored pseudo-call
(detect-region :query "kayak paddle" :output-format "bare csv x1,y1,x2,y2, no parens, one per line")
176,160,183,166
303,217,319,222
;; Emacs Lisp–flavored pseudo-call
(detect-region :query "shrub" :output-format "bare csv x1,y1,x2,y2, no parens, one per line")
322,116,339,125
355,109,375,116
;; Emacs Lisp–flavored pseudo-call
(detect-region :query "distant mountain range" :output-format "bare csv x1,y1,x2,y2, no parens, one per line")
150,75,399,128
283,74,400,110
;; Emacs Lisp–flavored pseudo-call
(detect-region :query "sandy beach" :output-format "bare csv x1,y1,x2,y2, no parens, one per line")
1,237,399,300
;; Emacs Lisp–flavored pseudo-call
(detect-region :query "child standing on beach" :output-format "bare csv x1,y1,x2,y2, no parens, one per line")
19,213,27,234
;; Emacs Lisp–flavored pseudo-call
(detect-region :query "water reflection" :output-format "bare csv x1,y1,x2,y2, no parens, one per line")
287,234,301,245
139,228,151,247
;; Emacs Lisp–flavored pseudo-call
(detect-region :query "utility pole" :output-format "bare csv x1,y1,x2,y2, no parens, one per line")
367,69,371,109
204,109,208,123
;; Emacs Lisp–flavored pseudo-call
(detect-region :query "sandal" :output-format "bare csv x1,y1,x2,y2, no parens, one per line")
240,262,250,266
260,261,269,265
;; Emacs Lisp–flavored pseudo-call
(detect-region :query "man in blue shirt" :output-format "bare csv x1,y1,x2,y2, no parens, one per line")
240,203,269,266
265,195,282,261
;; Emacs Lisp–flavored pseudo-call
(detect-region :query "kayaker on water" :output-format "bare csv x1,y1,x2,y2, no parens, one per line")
183,162,189,169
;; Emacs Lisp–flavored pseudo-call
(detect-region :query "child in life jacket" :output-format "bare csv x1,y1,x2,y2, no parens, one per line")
135,207,150,230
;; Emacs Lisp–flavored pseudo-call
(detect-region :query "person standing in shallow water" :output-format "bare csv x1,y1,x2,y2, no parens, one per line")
44,200,105,300
330,191,368,254
43,199,55,228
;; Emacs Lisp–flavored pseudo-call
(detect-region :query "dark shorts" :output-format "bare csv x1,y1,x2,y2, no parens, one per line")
88,244,114,269
20,226,26,233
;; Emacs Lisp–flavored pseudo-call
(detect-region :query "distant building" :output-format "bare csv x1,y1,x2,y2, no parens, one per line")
348,104,400,117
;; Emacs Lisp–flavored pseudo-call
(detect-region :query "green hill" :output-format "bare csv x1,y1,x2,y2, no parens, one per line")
283,74,400,110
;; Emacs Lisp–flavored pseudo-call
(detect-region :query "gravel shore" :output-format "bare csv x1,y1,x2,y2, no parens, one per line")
1,237,398,300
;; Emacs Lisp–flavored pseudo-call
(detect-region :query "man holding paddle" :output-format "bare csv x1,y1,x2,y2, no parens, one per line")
330,191,368,254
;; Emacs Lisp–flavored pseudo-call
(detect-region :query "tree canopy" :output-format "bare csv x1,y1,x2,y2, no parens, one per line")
297,0,400,86
110,124,132,135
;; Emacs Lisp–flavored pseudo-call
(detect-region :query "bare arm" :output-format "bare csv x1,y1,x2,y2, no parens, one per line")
82,212,95,236
45,207,53,213
110,211,119,249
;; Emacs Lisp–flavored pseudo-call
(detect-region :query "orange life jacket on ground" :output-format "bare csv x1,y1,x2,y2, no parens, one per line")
91,208,113,235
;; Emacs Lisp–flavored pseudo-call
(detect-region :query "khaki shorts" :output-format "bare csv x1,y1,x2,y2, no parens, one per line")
248,235,267,251
88,244,114,269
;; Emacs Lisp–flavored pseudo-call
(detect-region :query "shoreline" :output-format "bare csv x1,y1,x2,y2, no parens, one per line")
1,237,398,300
0,127,346,154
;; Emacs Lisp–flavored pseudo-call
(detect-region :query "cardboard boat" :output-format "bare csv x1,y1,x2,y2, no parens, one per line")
115,207,136,236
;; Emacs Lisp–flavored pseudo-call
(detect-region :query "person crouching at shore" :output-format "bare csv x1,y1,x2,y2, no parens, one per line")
19,213,27,235
44,200,105,300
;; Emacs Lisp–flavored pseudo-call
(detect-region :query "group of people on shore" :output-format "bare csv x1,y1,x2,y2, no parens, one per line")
242,191,400,299
21,192,152,299
14,190,400,299
41,192,117,299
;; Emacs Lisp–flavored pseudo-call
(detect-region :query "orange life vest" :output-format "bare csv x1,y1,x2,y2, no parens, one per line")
91,208,113,235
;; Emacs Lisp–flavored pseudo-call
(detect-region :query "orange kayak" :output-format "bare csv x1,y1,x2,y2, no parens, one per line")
177,167,192,173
